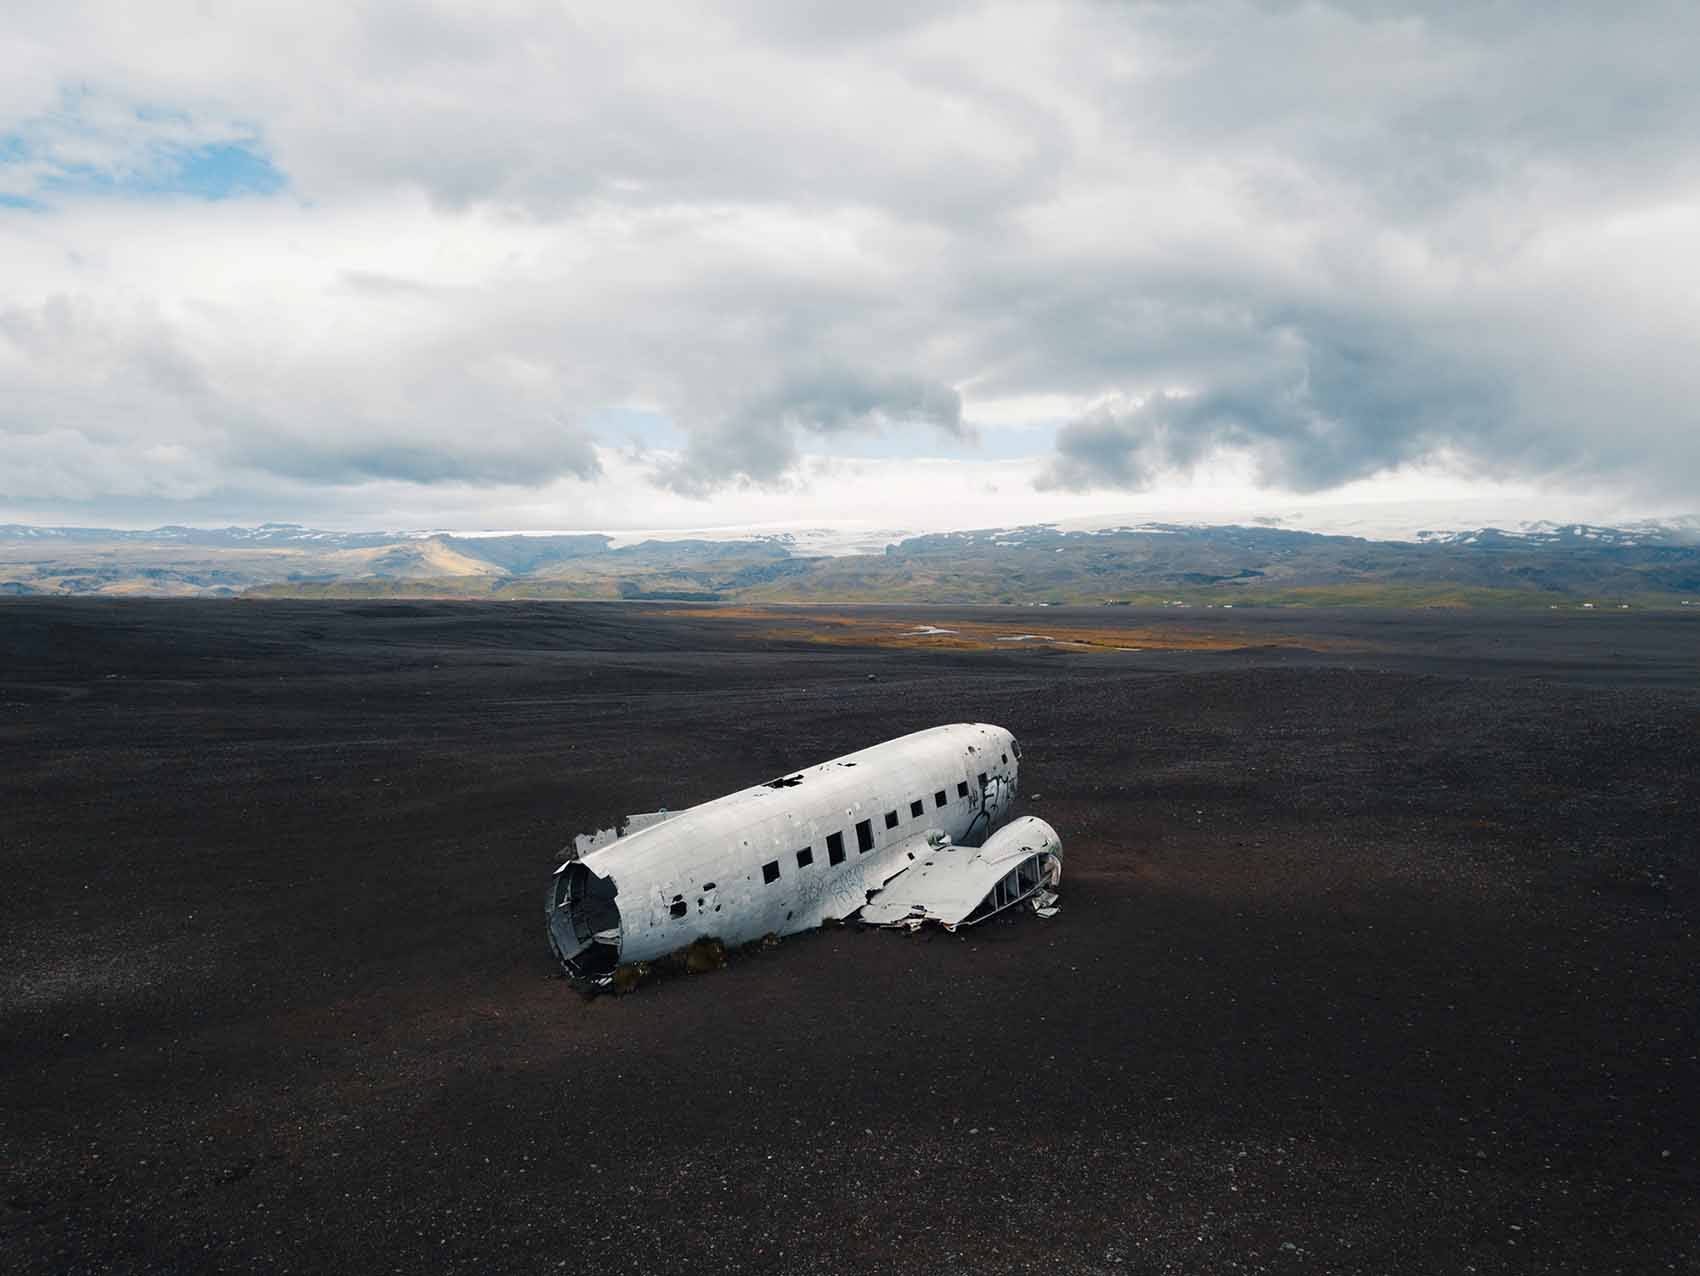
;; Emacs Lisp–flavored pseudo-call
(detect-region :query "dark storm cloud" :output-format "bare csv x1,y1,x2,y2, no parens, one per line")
653,369,966,496
750,368,965,438
1036,302,1521,493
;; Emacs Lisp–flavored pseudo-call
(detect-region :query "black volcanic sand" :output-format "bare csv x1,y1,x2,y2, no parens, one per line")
2,599,1696,1274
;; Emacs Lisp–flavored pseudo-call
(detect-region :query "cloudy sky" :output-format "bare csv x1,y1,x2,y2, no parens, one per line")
2,1,1697,532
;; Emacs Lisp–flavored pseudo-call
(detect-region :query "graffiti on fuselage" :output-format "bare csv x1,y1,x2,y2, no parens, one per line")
963,773,1012,847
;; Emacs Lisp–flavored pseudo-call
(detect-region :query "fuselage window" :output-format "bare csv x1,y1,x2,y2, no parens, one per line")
855,820,874,853
977,772,988,789
934,789,947,808
956,780,969,798
909,799,924,818
796,846,814,868
1001,753,1008,764
827,831,846,864
762,860,780,884
884,810,899,830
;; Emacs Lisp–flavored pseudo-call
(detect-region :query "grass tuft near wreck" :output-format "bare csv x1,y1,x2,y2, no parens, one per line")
609,936,730,994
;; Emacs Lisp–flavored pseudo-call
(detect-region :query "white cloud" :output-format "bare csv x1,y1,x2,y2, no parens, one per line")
1,1,1697,528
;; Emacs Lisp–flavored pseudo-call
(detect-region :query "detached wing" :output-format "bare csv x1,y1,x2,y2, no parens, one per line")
859,815,1062,931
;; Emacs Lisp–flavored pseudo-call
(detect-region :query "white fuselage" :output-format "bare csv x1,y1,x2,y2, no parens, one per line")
547,723,1021,980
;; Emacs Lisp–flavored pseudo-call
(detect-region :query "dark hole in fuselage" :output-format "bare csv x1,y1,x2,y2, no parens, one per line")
566,866,619,936
553,863,622,980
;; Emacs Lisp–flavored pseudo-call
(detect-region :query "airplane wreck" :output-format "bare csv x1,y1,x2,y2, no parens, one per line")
546,723,1062,988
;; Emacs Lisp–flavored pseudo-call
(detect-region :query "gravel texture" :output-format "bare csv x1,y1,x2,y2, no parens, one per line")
2,599,1696,1274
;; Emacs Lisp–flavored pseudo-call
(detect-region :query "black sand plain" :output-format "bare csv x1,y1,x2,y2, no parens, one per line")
2,599,1696,1274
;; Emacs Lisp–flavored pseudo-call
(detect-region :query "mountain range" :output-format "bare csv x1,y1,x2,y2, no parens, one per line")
5,514,1700,607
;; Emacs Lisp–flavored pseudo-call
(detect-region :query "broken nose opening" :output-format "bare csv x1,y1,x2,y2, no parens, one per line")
547,863,623,982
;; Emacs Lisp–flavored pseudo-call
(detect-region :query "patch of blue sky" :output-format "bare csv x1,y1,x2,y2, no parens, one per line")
35,140,286,200
159,141,285,198
0,135,36,207
0,93,287,203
